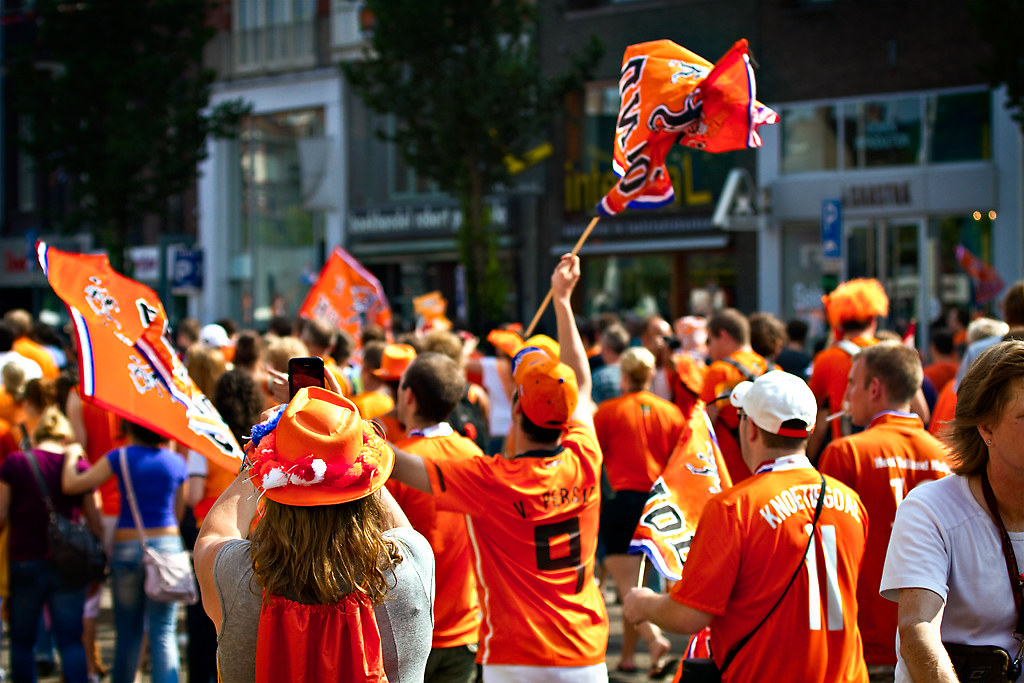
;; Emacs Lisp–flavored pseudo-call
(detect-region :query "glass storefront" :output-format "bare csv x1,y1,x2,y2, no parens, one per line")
236,108,326,325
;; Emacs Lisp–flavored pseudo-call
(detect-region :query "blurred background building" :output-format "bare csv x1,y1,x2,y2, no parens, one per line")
2,0,1020,347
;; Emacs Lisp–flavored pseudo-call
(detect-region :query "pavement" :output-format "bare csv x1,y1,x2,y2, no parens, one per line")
6,581,691,683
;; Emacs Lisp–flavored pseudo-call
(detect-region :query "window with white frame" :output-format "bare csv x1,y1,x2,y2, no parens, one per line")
234,0,316,73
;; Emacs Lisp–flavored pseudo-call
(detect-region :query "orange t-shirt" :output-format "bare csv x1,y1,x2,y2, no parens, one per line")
594,391,684,492
323,357,353,396
80,393,126,516
928,382,957,441
351,391,394,421
0,390,23,430
819,412,950,665
808,337,879,440
672,457,869,682
389,428,483,648
376,414,405,442
425,421,607,667
922,360,958,394
0,419,17,463
12,338,58,378
194,461,237,523
698,350,772,485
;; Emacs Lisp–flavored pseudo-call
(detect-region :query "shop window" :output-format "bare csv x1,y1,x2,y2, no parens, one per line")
234,0,316,73
780,104,838,173
928,90,991,163
935,213,994,311
238,108,326,322
582,254,672,320
842,97,922,168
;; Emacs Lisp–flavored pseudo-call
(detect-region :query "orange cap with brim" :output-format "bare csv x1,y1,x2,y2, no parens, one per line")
373,344,417,381
248,387,394,506
512,348,578,427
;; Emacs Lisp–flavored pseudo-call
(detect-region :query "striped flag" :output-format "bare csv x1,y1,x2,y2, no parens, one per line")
629,404,732,580
598,39,778,216
37,243,243,471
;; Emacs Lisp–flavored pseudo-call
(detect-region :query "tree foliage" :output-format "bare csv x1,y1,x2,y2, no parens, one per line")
8,0,248,266
969,0,1024,130
343,0,600,331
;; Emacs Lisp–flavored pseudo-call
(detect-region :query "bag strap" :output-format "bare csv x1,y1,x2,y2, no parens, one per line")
722,357,759,382
981,470,1024,643
25,450,57,515
719,471,827,674
118,447,149,546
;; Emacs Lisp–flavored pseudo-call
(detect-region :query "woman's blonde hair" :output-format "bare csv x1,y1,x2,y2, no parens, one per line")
33,406,74,444
620,346,656,391
250,494,402,605
948,340,1024,475
185,345,228,397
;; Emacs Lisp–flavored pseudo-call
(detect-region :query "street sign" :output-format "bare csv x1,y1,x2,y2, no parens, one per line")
821,199,842,259
171,247,203,292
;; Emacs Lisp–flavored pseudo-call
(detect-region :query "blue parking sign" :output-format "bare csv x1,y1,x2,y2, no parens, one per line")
821,199,842,259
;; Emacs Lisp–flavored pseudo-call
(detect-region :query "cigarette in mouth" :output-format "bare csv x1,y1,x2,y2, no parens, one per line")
826,410,846,423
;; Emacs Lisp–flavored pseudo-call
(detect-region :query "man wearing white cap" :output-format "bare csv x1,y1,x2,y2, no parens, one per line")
624,370,871,683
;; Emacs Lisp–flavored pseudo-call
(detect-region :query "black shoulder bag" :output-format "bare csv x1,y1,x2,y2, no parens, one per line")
680,471,827,683
26,451,108,588
942,471,1024,683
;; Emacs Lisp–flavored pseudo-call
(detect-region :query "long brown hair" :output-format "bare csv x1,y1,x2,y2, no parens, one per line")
250,494,403,605
948,340,1024,475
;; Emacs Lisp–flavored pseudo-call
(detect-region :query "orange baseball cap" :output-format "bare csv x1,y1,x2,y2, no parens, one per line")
512,348,578,427
373,344,417,381
247,387,394,506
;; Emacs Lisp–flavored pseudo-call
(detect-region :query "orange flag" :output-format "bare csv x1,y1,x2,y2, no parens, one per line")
37,243,243,471
630,405,732,580
298,247,392,342
598,39,778,216
956,244,1005,305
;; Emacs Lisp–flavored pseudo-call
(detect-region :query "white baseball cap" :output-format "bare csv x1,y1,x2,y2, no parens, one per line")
199,323,231,349
729,370,816,438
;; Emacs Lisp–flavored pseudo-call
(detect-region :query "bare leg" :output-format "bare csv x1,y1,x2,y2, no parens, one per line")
604,554,671,671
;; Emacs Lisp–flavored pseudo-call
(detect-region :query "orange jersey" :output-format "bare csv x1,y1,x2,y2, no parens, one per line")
699,350,771,485
376,413,405,442
351,391,394,421
594,391,685,492
929,381,957,441
79,392,126,516
194,461,237,523
389,428,483,648
0,418,16,463
0,390,22,431
425,421,607,667
323,357,353,396
672,456,869,683
818,412,950,665
12,338,58,378
808,338,878,440
922,360,957,394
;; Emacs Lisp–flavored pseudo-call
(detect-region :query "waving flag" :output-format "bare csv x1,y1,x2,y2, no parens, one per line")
298,247,392,342
598,39,778,216
413,290,450,331
956,244,1005,305
37,243,243,471
630,405,732,580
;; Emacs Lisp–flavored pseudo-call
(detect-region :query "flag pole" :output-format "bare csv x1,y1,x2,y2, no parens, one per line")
637,554,647,588
523,215,601,337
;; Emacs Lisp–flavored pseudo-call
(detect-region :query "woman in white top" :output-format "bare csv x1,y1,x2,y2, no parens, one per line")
881,339,1024,682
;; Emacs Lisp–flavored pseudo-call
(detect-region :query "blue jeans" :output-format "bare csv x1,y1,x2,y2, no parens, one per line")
110,536,183,683
8,558,88,683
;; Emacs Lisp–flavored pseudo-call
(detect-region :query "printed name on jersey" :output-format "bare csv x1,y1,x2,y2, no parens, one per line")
872,456,951,474
511,484,597,519
759,483,861,530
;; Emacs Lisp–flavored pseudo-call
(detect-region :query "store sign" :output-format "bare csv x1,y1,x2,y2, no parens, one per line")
349,201,508,239
128,246,161,282
843,181,911,207
821,199,842,259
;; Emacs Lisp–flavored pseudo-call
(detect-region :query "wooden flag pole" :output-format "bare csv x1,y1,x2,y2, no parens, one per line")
522,215,601,337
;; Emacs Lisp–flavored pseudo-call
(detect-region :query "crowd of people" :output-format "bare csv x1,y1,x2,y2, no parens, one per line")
0,261,1020,683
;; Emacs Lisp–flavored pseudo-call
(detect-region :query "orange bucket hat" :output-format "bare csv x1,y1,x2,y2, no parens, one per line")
511,347,578,427
246,387,394,506
373,344,417,381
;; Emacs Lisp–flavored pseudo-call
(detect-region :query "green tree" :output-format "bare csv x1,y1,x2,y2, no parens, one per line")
970,0,1024,130
343,0,600,331
8,0,249,269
